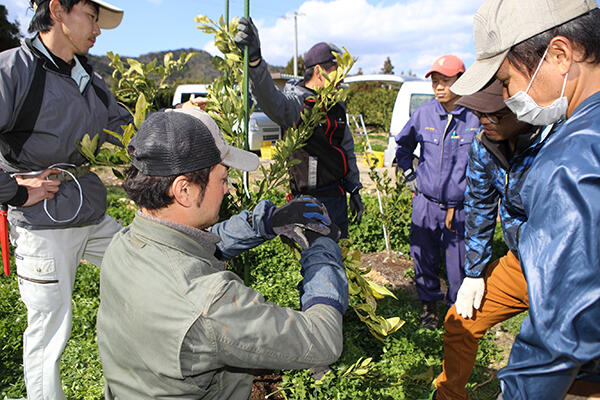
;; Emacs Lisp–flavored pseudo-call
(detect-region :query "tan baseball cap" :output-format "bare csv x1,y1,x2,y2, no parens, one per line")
451,0,597,96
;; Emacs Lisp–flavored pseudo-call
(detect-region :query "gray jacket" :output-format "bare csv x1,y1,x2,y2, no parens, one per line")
98,201,346,399
0,38,132,229
248,60,361,194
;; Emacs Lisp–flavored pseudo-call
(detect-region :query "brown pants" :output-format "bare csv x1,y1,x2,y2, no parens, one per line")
435,251,528,400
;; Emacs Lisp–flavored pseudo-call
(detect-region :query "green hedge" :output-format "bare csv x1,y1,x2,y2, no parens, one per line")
345,84,397,131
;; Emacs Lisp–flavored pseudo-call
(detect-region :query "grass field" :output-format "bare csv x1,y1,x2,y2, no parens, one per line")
0,186,525,399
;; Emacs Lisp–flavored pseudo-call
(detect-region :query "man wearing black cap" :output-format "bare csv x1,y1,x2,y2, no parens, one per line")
234,18,363,238
432,81,546,400
97,108,348,399
0,1,130,399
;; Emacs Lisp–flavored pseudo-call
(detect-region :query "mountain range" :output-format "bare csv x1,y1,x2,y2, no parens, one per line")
87,47,285,86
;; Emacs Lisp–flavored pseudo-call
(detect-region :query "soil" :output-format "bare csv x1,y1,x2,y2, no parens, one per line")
251,373,284,400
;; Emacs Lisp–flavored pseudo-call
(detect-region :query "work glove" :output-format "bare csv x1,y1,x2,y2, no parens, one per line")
234,17,262,63
349,191,364,224
269,196,340,249
403,169,418,194
455,277,486,319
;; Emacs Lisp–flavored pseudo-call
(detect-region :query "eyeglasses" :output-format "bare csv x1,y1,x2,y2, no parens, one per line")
472,108,511,124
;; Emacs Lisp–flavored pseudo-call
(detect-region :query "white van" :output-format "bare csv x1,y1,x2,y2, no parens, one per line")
388,79,435,136
172,84,282,152
172,84,210,105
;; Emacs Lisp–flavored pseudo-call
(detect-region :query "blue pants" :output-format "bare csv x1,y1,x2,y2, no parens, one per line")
316,196,349,239
410,193,465,304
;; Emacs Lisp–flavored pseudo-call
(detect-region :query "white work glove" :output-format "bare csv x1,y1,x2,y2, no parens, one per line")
455,277,485,319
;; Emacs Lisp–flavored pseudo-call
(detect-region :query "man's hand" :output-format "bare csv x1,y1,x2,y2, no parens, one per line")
349,192,363,224
455,277,486,319
270,196,340,249
179,95,208,110
403,169,417,194
234,17,262,63
15,169,61,207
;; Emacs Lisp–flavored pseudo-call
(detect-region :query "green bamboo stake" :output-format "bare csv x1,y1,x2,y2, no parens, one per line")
242,0,251,285
243,0,250,152
224,0,229,81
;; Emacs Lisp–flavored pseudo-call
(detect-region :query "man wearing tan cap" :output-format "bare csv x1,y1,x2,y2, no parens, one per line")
0,1,130,398
452,0,600,398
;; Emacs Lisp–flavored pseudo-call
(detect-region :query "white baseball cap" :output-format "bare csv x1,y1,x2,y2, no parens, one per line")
90,0,123,30
32,0,124,29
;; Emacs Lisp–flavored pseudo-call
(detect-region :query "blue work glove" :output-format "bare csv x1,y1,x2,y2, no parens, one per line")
349,191,363,224
298,237,348,315
234,17,262,63
268,196,340,249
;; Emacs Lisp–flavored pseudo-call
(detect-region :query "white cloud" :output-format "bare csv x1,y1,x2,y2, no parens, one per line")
4,0,33,36
214,0,481,78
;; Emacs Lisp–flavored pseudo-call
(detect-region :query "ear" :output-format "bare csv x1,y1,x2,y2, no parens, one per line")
547,36,573,75
170,175,195,208
48,0,64,23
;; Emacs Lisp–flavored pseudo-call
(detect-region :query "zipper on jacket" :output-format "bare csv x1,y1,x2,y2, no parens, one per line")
438,113,454,201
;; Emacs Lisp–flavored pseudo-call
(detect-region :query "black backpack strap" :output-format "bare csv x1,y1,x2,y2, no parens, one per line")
0,60,46,165
91,79,110,109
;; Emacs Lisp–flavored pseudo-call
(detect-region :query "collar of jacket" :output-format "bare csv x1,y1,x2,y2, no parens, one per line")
477,126,542,170
433,100,469,117
24,36,94,77
131,210,222,260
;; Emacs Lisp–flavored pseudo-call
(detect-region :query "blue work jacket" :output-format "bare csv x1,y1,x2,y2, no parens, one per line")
464,128,543,277
498,92,600,398
395,99,480,206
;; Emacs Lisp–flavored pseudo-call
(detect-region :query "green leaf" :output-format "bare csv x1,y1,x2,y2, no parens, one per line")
367,279,398,300
134,93,148,129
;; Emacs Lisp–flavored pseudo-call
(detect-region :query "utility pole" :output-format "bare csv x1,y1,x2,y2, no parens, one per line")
285,12,304,76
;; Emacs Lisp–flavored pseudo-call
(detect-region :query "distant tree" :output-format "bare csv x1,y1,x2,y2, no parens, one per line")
284,55,304,76
357,67,363,75
0,5,21,52
380,56,394,75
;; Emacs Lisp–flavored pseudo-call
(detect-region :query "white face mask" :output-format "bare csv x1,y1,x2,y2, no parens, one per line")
504,46,569,125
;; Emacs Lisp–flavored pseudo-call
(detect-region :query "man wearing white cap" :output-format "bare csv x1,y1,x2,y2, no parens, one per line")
452,0,600,398
0,0,130,398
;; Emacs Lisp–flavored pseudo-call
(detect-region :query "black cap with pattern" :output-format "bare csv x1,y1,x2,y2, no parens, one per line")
129,108,259,176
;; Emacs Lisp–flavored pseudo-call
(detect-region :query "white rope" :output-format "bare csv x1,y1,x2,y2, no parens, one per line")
12,163,84,224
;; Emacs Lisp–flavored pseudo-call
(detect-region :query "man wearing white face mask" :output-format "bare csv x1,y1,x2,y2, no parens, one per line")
451,0,600,398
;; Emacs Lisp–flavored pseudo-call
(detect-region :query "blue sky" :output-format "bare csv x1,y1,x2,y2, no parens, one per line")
5,0,486,77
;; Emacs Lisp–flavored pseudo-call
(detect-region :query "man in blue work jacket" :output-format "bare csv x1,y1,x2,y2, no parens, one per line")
395,55,480,329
